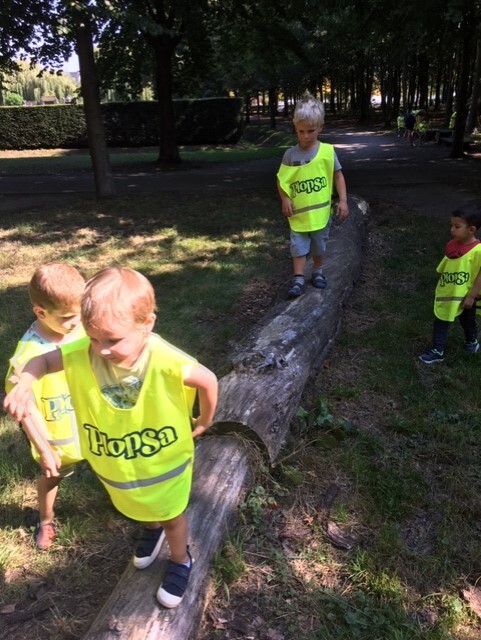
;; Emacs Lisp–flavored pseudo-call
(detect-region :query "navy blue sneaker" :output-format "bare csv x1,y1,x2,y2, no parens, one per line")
419,349,444,364
133,527,165,569
156,548,194,608
464,341,480,353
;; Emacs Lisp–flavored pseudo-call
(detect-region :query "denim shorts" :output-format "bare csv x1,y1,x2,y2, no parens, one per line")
290,220,332,258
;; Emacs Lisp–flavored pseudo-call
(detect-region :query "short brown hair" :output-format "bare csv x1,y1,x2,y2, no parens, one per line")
81,267,156,329
29,262,86,311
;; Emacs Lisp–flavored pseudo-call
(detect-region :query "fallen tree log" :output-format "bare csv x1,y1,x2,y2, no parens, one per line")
82,194,367,639
213,195,367,460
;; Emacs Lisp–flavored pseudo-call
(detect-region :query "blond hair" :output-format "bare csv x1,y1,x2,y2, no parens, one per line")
29,262,85,311
293,94,325,128
81,267,156,329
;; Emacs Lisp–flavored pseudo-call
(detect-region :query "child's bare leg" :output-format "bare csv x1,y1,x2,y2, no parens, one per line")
312,255,327,289
292,255,307,276
36,475,61,549
38,475,61,525
288,255,308,298
160,513,189,564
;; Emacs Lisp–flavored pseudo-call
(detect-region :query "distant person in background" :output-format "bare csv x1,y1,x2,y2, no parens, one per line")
404,110,416,146
396,112,405,138
449,111,457,130
277,94,349,299
419,203,481,364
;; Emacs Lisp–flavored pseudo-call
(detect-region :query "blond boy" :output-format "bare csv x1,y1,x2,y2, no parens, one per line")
4,267,218,608
5,263,85,550
277,94,349,299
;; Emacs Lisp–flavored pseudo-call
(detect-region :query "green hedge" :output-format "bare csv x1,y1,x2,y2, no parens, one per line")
0,97,244,150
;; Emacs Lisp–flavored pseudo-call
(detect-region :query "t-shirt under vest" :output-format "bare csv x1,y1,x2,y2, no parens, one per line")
435,240,481,321
5,323,84,468
61,333,197,522
277,142,336,232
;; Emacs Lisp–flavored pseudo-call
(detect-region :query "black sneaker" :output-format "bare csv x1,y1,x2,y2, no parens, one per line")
156,547,194,608
133,526,165,569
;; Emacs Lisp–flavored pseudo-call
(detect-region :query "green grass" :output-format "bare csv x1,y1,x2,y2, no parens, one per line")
204,203,481,640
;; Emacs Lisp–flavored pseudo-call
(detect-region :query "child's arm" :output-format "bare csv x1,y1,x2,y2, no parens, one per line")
183,364,218,439
3,350,63,422
463,267,481,308
23,408,62,478
334,170,349,221
277,179,294,218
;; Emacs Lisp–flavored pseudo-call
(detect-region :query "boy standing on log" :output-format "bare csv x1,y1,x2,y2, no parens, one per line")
419,203,481,364
4,267,218,609
5,262,85,551
277,94,349,299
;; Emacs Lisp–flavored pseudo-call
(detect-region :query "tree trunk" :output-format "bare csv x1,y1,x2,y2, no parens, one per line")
268,86,277,129
450,2,475,158
75,18,116,198
153,38,180,164
467,38,481,133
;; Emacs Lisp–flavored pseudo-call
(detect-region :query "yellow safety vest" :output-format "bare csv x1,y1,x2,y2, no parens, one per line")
434,244,481,321
5,335,83,467
277,143,334,232
61,335,197,522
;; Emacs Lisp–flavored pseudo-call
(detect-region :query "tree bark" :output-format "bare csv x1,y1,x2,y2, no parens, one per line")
75,17,116,198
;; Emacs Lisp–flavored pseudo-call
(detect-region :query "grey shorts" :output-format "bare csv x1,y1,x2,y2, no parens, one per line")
290,220,332,258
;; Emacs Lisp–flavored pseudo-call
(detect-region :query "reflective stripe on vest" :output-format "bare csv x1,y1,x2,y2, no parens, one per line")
48,436,77,447
96,457,192,490
277,143,335,232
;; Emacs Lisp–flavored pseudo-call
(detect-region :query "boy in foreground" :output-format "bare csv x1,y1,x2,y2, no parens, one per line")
277,94,349,299
5,263,85,550
4,267,218,608
419,203,481,363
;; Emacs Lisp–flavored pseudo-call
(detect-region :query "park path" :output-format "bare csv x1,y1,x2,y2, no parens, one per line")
0,126,480,216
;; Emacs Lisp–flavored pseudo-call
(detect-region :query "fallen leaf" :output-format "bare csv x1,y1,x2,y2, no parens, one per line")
1,604,16,614
462,586,481,617
324,521,358,550
266,629,284,640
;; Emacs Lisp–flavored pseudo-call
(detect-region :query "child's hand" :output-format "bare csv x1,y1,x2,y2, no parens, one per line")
191,416,211,439
3,380,34,422
281,198,293,218
336,200,349,221
463,294,476,309
39,448,62,478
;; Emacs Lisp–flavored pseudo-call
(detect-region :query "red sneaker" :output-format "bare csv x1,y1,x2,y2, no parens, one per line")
35,522,56,551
